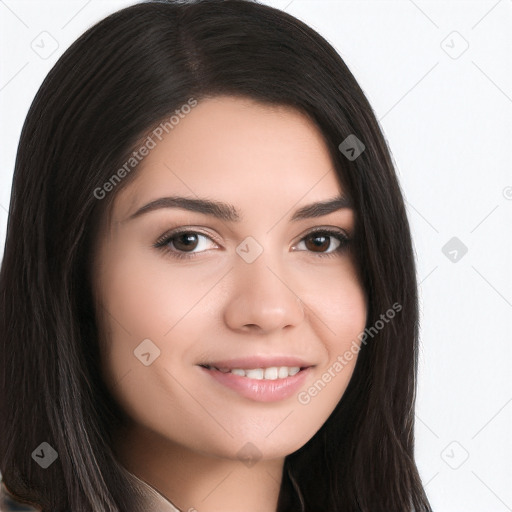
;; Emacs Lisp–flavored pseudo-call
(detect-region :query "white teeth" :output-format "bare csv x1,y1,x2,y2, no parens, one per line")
278,366,289,379
245,368,264,379
210,365,302,379
264,367,279,380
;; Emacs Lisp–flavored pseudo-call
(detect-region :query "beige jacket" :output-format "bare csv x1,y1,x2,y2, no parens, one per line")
0,467,181,512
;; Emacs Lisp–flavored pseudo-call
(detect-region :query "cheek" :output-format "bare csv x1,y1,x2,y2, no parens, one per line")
94,242,368,459
299,257,367,350
95,246,224,399
295,259,367,405
97,244,211,344
94,252,215,440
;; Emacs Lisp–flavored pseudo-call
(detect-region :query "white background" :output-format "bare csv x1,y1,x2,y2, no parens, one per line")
1,1,511,511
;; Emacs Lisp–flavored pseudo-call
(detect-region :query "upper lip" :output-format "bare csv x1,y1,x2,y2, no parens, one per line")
199,355,315,370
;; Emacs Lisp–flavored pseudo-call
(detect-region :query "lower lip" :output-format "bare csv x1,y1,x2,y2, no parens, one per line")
199,366,312,402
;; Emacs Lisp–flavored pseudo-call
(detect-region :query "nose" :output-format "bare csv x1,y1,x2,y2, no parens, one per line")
223,253,305,334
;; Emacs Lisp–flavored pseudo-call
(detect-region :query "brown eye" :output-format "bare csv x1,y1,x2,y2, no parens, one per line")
293,229,350,258
172,232,200,252
304,233,331,253
154,230,219,260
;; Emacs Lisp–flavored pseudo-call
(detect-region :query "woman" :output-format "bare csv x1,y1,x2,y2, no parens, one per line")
0,0,432,510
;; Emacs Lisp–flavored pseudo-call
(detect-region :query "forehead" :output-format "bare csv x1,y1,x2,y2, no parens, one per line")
115,95,344,219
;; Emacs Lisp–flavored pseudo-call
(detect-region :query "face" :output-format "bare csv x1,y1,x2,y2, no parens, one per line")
92,95,367,463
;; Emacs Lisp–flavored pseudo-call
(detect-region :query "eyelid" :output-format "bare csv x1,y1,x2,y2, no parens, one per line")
153,224,352,264
296,225,350,240
154,226,222,248
290,226,350,252
155,225,350,247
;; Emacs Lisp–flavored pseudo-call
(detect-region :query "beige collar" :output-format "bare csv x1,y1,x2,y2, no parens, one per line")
118,465,182,512
0,467,182,512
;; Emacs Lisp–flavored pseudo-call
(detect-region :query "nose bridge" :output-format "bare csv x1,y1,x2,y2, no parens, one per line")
239,250,289,299
223,247,305,332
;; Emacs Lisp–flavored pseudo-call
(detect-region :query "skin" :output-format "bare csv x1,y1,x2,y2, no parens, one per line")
92,95,368,512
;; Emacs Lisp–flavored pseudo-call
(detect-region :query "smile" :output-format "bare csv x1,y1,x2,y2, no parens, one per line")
199,364,313,402
202,365,302,379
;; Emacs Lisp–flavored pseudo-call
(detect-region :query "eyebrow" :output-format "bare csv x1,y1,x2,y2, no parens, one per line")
126,194,353,223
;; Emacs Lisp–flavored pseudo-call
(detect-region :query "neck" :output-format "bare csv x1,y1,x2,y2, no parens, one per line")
114,422,285,512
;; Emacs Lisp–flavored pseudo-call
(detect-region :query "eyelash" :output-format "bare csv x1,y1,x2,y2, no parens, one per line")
154,227,351,261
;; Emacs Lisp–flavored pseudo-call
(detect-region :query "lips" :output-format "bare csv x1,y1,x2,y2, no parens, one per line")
197,355,315,402
203,365,302,380
198,355,314,370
